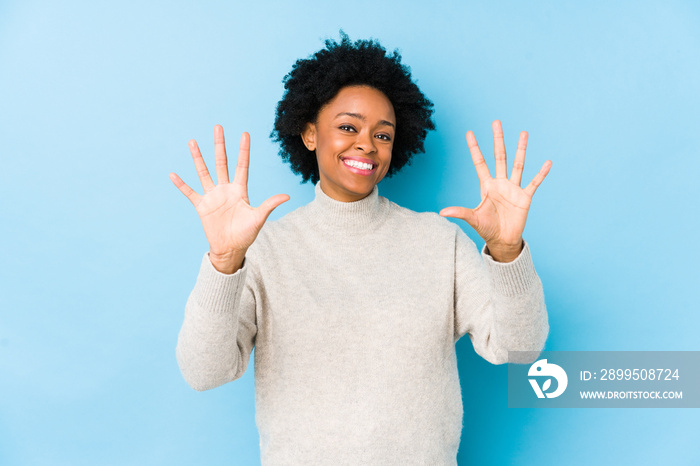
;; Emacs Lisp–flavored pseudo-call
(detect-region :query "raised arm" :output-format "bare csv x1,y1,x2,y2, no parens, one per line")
441,120,551,363
170,125,288,390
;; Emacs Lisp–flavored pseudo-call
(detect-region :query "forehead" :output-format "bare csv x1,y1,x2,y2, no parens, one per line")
319,85,395,121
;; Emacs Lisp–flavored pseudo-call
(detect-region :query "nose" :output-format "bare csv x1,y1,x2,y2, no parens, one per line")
353,130,376,153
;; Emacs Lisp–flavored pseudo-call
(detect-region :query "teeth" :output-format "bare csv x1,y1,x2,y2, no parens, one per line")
343,159,374,170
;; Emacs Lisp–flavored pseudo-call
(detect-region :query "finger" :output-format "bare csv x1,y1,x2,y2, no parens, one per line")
439,206,478,230
466,131,491,182
233,132,250,189
214,125,229,184
493,120,507,179
510,131,528,186
257,194,291,222
169,172,202,207
524,160,553,197
189,139,216,193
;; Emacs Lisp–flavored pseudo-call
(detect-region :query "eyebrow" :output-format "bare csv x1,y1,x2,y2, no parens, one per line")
334,112,395,129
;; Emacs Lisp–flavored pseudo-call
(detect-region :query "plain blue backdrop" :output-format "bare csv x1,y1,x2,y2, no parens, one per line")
1,1,699,464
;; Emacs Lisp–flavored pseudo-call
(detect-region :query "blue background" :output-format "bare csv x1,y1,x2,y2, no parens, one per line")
1,1,699,464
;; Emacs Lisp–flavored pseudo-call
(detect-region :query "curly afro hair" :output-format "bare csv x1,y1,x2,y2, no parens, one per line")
270,32,435,185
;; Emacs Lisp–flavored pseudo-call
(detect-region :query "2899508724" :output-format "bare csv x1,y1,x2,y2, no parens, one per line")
579,368,680,381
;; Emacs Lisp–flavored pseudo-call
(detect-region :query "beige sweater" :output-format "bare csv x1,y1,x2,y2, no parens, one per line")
176,181,548,465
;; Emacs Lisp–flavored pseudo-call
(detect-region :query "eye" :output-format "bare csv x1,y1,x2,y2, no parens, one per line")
339,125,356,132
376,133,392,141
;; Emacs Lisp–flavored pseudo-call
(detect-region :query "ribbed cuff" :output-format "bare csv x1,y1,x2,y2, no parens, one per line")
481,241,539,297
192,251,249,312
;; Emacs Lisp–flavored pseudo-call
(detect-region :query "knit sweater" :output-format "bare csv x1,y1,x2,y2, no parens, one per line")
176,181,549,465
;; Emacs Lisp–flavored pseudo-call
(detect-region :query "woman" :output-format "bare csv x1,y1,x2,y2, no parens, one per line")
170,33,551,465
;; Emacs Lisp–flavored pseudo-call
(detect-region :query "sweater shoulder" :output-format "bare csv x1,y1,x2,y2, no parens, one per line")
246,203,310,253
262,202,311,234
383,198,460,235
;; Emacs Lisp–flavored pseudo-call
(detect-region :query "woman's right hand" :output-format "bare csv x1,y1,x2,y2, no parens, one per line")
169,125,290,274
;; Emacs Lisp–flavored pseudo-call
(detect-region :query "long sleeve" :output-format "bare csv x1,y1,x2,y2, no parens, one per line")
172,182,551,463
453,226,549,364
175,251,258,391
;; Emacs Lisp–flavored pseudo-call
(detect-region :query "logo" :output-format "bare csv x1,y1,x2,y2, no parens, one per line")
528,359,568,398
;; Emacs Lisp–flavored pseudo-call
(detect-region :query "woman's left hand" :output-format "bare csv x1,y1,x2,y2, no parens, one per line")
439,120,552,263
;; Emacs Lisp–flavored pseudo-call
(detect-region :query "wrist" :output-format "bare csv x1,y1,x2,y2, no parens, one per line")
209,249,246,274
485,239,523,263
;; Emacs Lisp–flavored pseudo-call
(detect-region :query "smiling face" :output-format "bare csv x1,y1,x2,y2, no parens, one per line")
301,85,396,202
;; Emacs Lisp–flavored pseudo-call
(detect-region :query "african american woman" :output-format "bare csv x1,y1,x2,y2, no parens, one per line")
170,33,552,465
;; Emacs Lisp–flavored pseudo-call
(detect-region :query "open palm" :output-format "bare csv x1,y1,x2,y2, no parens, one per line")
169,125,290,270
440,120,552,262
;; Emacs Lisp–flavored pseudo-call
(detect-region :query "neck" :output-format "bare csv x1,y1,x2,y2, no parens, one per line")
318,179,374,202
305,181,387,234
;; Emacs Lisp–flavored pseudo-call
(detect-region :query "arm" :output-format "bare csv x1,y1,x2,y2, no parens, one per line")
176,252,257,391
169,126,287,391
440,120,552,363
453,227,548,364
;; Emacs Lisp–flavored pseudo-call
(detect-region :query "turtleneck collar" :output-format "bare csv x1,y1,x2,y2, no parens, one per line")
305,181,388,234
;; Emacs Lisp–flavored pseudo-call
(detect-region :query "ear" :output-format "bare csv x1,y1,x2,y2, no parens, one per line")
300,122,317,151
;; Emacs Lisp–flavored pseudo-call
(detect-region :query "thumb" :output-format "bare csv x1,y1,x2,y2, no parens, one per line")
258,194,291,223
439,206,479,230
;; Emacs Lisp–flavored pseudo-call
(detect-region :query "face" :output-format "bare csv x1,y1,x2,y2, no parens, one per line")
301,85,396,202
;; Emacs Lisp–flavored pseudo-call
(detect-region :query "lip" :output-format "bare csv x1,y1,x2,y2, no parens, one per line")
341,156,378,167
340,156,378,175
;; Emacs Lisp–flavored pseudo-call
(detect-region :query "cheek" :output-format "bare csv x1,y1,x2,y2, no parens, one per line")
382,146,393,166
378,152,392,176
319,135,351,158
332,136,354,153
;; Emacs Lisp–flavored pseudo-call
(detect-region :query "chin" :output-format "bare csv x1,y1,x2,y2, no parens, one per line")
341,177,376,191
